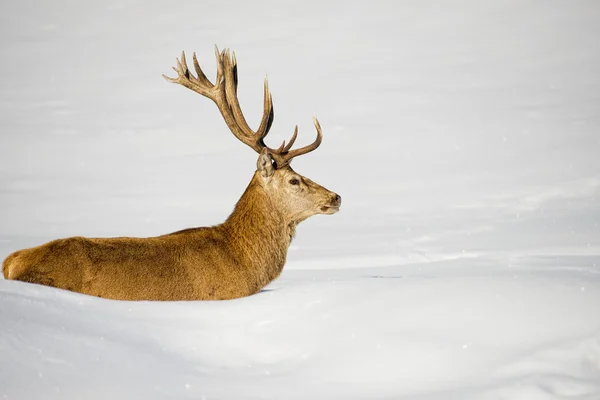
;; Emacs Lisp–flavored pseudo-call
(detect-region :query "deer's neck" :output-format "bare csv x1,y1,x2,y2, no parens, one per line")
221,174,293,288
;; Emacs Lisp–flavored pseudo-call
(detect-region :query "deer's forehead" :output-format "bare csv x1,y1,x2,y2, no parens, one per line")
275,166,298,177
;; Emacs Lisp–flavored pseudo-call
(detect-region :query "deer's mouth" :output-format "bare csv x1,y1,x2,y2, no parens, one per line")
320,205,340,214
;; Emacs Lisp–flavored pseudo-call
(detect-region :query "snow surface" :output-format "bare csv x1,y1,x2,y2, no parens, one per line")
1,1,599,399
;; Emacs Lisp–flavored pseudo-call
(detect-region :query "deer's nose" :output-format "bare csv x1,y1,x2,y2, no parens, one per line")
333,193,342,206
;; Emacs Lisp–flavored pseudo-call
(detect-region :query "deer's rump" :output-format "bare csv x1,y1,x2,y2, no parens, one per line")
2,235,222,301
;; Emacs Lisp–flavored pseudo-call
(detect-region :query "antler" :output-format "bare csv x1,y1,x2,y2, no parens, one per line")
163,46,322,167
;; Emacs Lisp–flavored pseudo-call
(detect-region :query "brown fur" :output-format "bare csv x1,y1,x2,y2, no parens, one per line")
2,165,340,300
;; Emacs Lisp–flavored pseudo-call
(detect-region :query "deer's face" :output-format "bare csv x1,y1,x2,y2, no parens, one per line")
257,150,341,222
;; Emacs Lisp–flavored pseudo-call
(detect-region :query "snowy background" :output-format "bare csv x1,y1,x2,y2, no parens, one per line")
1,1,599,399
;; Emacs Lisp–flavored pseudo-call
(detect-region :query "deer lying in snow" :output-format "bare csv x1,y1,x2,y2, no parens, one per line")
2,47,341,300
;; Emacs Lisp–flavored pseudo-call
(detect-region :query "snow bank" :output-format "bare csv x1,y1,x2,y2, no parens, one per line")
1,0,599,398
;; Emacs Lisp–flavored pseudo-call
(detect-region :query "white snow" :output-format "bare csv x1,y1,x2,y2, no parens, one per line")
1,1,599,399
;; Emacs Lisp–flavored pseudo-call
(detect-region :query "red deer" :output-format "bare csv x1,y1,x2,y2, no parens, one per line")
2,47,341,300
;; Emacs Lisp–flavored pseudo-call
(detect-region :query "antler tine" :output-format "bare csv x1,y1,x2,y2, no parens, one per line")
275,124,298,153
223,49,254,137
231,50,239,88
179,51,189,79
278,117,323,163
283,125,298,152
256,78,274,142
276,141,285,153
192,52,212,87
214,45,225,89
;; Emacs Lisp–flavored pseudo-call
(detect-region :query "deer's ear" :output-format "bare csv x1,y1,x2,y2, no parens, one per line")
257,149,275,178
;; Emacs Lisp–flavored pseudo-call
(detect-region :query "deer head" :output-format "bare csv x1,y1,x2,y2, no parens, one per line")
163,47,341,223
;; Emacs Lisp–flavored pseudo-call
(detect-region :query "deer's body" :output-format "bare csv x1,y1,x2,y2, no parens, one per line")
2,47,341,300
3,172,298,300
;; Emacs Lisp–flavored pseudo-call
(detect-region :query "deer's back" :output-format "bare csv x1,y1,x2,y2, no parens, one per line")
3,228,253,300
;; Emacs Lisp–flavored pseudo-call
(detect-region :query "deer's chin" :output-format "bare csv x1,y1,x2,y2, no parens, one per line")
320,205,340,215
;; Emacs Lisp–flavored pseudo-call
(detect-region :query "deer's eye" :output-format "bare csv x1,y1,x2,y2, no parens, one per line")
289,178,299,185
